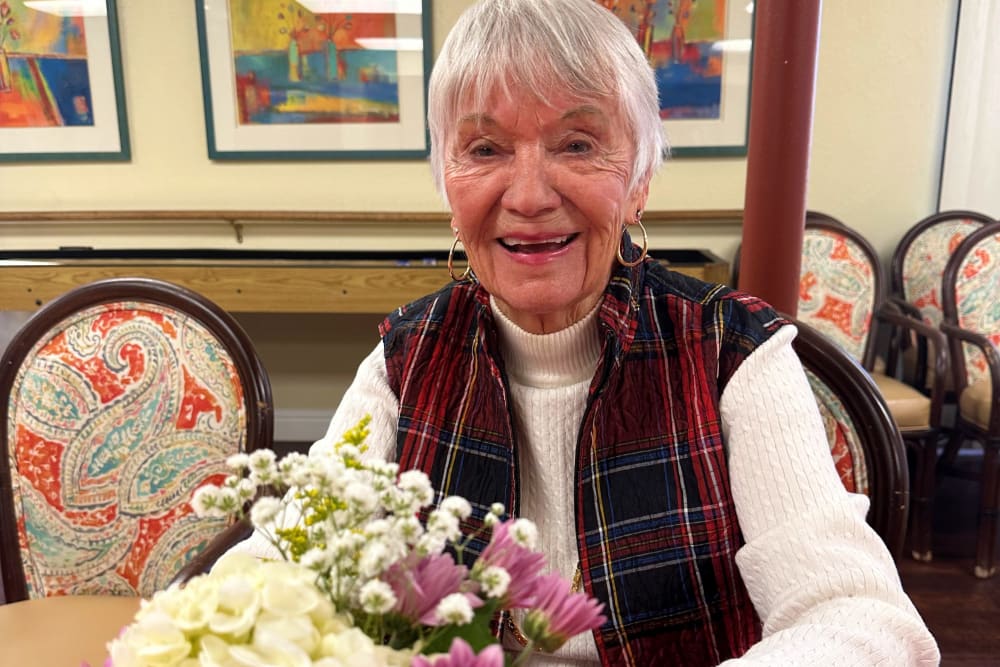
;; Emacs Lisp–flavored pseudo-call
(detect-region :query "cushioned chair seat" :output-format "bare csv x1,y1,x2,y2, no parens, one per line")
959,379,992,431
871,372,933,431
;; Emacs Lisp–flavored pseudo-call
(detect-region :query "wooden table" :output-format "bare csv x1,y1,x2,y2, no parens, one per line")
0,595,141,665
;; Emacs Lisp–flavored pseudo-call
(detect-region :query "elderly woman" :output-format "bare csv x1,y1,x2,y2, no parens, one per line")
259,0,937,664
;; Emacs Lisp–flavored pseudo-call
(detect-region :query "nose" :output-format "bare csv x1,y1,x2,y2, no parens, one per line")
501,147,561,217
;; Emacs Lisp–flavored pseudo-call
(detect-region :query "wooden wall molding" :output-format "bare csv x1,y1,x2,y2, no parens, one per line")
0,209,744,226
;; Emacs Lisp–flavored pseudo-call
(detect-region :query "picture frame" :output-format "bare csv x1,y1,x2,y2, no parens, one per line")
194,0,432,160
602,0,755,157
0,0,130,162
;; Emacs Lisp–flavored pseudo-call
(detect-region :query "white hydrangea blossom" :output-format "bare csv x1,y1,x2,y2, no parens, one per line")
106,553,413,667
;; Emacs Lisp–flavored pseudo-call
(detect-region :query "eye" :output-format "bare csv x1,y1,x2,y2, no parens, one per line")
564,139,592,154
470,142,497,157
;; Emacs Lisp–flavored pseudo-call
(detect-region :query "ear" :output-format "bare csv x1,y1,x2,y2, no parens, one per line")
627,179,651,223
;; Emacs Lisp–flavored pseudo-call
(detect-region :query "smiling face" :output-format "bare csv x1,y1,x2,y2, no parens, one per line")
444,88,649,334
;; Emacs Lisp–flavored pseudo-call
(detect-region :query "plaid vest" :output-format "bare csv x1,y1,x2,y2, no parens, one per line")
380,254,785,666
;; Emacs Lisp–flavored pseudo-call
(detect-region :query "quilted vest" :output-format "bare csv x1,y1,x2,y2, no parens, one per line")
380,255,785,666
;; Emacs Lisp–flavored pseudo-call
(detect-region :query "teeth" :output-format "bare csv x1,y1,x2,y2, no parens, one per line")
501,235,570,247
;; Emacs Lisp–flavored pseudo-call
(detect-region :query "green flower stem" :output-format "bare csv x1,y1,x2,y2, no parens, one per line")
511,641,538,666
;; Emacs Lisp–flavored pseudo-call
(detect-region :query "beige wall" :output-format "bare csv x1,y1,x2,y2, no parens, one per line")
0,1,960,439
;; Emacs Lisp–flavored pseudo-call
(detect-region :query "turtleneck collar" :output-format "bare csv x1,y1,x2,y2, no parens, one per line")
490,296,602,388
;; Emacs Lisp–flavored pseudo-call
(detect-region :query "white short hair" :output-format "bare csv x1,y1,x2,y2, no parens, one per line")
428,0,667,204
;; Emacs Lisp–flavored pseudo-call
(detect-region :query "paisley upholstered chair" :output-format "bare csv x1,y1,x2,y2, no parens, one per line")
730,210,845,286
889,210,995,396
940,223,1000,577
796,219,947,562
787,314,908,558
0,278,273,602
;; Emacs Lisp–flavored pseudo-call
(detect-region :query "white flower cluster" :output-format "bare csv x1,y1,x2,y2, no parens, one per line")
191,420,513,620
107,553,412,667
108,417,603,667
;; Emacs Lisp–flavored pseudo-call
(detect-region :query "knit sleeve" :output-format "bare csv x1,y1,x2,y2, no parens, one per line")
718,324,939,665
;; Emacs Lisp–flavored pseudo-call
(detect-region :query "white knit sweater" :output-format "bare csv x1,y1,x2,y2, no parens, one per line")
241,302,939,666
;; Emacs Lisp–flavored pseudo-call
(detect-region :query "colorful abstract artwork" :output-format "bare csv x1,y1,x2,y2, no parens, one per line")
602,0,726,120
0,0,129,162
227,0,401,126
0,0,93,128
599,0,753,156
196,0,430,159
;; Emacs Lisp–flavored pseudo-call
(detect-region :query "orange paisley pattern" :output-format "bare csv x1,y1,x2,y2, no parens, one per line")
6,303,247,598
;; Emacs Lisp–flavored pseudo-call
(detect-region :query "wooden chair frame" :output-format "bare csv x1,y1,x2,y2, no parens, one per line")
940,222,1000,577
887,210,995,392
0,278,273,602
788,315,910,557
783,219,946,561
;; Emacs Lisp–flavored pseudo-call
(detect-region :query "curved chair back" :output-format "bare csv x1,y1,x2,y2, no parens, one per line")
892,210,994,329
731,210,846,287
939,223,1000,576
796,220,884,369
788,315,909,558
941,223,1000,397
0,278,273,601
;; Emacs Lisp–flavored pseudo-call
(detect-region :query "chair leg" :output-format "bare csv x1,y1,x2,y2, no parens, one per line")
974,445,1000,578
938,428,966,471
909,435,937,562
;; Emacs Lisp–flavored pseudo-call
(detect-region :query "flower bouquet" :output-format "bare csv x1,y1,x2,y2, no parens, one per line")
98,417,604,666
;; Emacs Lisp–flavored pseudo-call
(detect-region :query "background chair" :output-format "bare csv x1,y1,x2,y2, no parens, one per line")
794,218,946,561
940,223,1000,577
0,278,273,602
787,314,909,558
730,210,845,287
888,210,995,397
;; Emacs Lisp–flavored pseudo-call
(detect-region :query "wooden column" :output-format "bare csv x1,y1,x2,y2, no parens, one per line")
738,0,822,315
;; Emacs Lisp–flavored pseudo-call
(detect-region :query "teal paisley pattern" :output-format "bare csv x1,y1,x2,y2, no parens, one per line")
6,302,247,598
798,228,876,361
953,232,1000,388
902,218,986,327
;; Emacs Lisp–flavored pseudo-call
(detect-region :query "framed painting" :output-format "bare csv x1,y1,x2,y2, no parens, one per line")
0,0,130,162
600,0,754,157
195,0,432,160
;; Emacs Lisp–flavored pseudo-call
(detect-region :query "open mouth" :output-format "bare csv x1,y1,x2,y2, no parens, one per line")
499,233,579,254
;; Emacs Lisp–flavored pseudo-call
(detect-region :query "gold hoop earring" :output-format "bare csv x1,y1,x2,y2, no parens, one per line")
448,236,472,281
616,218,648,268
